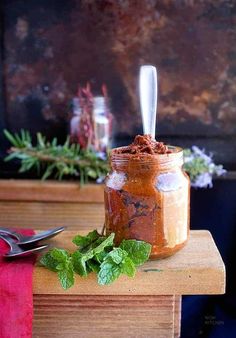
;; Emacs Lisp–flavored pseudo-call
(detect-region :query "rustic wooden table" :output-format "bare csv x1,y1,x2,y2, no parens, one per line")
33,230,225,338
0,180,226,338
0,180,104,230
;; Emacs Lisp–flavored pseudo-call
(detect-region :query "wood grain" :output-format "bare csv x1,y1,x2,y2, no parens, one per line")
174,296,181,338
0,180,104,229
0,202,104,229
33,230,225,296
33,295,176,338
0,180,104,202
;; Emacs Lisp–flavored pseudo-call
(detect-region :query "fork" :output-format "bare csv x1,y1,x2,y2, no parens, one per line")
0,234,48,258
0,226,65,245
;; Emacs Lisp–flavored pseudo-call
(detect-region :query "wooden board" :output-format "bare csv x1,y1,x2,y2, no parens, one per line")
33,230,225,296
0,202,104,230
0,180,104,202
0,180,104,230
174,296,181,338
33,295,177,338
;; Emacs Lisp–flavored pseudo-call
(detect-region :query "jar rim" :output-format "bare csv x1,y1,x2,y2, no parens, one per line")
109,145,183,170
110,145,183,161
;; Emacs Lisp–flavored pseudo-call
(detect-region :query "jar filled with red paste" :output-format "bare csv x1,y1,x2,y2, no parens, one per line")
104,135,190,259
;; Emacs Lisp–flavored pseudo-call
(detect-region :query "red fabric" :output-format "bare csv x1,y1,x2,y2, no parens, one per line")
0,229,36,338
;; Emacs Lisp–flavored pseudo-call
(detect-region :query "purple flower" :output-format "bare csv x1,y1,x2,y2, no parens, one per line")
183,145,226,189
214,165,227,176
192,146,212,165
191,172,213,189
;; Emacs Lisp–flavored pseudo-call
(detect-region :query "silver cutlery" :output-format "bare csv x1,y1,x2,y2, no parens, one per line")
0,226,65,245
0,234,48,258
139,65,158,139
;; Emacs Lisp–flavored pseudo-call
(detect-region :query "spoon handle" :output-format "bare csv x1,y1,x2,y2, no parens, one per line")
139,65,158,139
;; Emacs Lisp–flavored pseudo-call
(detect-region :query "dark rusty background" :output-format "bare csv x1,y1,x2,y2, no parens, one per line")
0,0,236,174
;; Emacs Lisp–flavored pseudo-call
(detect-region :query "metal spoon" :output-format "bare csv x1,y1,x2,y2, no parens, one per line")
139,65,158,139
0,226,65,245
0,234,48,258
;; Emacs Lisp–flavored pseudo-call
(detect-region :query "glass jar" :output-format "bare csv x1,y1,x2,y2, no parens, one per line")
93,96,110,155
69,95,112,157
104,146,190,259
69,98,82,143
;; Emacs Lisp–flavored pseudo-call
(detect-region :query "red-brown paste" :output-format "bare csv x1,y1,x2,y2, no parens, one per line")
104,135,190,259
113,134,171,155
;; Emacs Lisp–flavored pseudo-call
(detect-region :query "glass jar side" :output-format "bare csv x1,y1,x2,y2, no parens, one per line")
104,147,190,259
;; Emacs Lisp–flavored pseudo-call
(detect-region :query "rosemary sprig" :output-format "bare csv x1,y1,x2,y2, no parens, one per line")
3,129,109,183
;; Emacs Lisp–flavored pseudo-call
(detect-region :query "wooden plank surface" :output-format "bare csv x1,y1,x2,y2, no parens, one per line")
33,230,225,296
0,180,105,230
0,180,104,202
0,202,104,229
174,296,181,338
33,295,176,338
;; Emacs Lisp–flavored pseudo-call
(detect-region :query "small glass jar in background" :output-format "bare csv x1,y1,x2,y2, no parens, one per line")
93,96,111,157
69,93,112,158
70,98,82,143
104,146,190,259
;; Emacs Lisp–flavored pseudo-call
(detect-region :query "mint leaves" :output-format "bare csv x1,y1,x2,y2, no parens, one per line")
40,230,151,289
41,248,74,289
120,239,151,266
97,248,137,285
72,230,100,250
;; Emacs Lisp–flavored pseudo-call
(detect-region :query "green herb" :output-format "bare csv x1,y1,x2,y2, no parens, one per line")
107,247,128,264
3,129,109,183
183,149,209,182
71,251,88,277
183,146,226,188
41,248,74,289
40,230,152,289
121,257,136,277
120,239,152,266
97,247,137,285
72,230,100,250
97,257,122,285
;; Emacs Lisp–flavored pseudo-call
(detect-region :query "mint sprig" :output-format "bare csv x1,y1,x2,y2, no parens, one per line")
120,239,152,266
40,230,152,289
41,248,74,289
